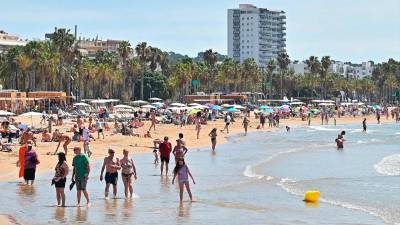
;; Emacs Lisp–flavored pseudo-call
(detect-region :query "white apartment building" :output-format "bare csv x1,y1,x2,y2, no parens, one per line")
329,61,374,78
228,4,286,68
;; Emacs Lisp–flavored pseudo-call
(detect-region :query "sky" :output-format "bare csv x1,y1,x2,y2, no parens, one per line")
1,0,399,63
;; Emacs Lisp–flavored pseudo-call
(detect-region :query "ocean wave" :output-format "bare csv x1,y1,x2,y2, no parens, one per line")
308,126,340,132
396,132,400,135
374,154,400,176
356,138,382,144
243,165,273,180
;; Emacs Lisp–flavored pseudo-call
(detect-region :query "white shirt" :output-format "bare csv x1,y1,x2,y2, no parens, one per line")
226,115,231,123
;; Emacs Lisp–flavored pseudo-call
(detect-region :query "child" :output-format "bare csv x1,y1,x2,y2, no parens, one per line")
285,126,290,132
153,148,159,164
172,159,195,204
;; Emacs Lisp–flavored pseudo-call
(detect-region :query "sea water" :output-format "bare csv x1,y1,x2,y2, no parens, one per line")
0,123,399,224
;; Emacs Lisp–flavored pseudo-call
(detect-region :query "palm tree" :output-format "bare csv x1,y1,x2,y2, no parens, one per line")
203,49,218,92
16,54,33,91
321,56,331,99
277,52,290,99
305,56,321,97
117,41,132,101
51,28,75,99
126,58,141,100
267,59,276,98
135,42,150,100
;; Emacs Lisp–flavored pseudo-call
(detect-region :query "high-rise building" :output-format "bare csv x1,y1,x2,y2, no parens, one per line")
227,4,286,68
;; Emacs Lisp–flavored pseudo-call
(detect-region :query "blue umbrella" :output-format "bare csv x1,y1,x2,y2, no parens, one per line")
260,105,269,109
262,108,274,113
212,105,222,110
227,108,239,112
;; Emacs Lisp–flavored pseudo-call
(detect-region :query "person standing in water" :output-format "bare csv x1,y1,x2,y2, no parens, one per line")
242,116,250,135
100,148,121,199
53,152,69,207
173,139,188,161
72,147,90,206
335,131,346,149
21,141,40,185
159,136,172,176
362,118,367,132
208,128,217,151
172,158,196,204
376,111,381,124
120,149,137,198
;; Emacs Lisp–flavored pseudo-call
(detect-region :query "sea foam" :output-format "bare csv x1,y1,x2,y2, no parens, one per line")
374,154,400,176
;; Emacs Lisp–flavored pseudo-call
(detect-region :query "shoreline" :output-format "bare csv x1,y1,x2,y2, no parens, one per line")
0,114,384,183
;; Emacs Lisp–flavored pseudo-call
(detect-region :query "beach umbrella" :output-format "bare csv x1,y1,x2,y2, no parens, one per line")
188,103,201,107
259,105,270,109
191,105,208,109
289,102,305,105
73,102,90,107
372,105,381,109
170,103,186,107
211,105,222,110
310,109,321,114
0,110,15,116
114,104,134,109
226,108,239,112
221,104,234,108
148,97,162,101
233,105,245,109
262,108,274,113
19,112,43,126
188,109,201,115
141,104,156,109
132,100,149,106
151,102,164,108
280,105,291,112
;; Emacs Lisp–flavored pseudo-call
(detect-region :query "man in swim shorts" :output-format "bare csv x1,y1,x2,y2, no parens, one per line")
159,136,172,175
72,147,90,206
100,148,121,199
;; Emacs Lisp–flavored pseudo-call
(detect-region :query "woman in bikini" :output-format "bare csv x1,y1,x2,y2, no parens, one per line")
208,128,217,151
120,149,137,198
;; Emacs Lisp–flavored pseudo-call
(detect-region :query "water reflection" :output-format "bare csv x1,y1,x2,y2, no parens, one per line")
160,176,170,193
76,206,88,222
17,183,36,197
54,207,65,222
177,202,192,218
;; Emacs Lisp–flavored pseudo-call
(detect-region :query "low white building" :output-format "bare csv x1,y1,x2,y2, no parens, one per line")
289,62,308,75
0,31,27,53
329,61,374,78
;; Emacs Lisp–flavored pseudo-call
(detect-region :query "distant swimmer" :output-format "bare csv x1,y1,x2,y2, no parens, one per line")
286,126,291,132
362,118,367,132
335,131,346,149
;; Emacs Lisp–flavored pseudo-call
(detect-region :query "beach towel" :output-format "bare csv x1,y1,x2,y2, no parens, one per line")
18,145,27,178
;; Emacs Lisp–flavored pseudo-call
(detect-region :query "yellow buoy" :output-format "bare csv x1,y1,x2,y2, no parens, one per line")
304,191,320,203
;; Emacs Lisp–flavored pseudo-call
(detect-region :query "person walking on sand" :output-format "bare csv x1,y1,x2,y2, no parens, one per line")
159,136,172,175
172,158,196,204
195,117,202,139
52,152,69,207
71,147,90,206
120,149,137,198
100,148,121,199
242,116,250,135
362,118,367,132
221,113,231,133
96,119,105,139
149,111,157,131
173,139,188,161
208,128,217,151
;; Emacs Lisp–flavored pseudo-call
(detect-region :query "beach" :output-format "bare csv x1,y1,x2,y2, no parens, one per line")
0,114,379,183
0,116,398,225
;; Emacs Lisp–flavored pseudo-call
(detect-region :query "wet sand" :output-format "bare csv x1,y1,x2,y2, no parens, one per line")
0,114,380,184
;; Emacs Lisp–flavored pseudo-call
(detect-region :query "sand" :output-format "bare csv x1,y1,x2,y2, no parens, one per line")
0,114,381,183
